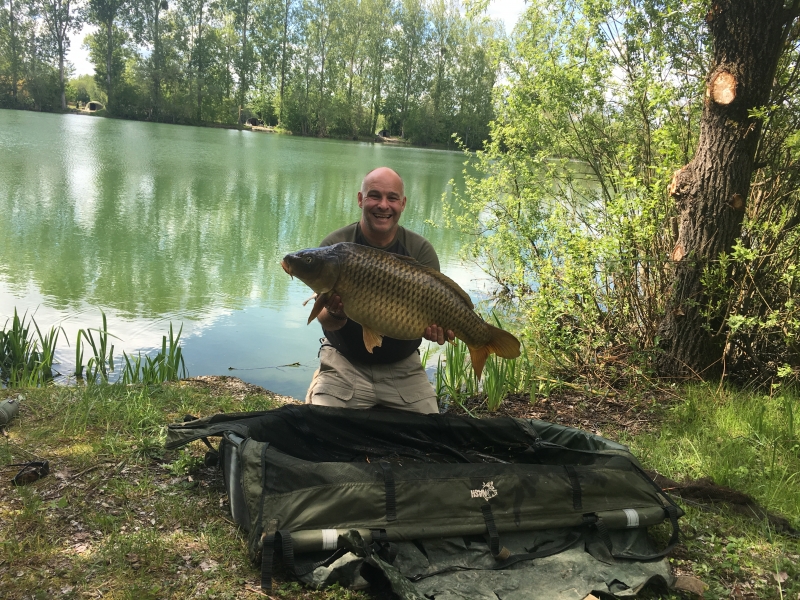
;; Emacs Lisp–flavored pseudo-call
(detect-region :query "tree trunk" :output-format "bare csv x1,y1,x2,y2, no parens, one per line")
278,0,289,125
59,42,66,109
196,1,203,122
151,1,162,119
9,0,18,104
106,19,113,110
656,0,799,379
237,0,250,124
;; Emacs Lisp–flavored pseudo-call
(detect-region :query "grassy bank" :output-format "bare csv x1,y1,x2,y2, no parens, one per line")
1,380,798,599
621,385,800,599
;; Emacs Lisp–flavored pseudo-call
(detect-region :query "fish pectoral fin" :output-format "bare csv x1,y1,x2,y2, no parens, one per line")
362,326,384,354
302,293,317,307
306,292,329,325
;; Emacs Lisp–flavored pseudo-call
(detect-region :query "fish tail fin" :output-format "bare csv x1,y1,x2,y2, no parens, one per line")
467,326,521,381
486,324,521,359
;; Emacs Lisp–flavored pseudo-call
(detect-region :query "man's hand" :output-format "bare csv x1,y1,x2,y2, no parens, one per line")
318,294,347,331
324,294,344,317
424,324,455,345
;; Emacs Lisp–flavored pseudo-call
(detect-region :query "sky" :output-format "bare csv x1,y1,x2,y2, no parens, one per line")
66,0,528,77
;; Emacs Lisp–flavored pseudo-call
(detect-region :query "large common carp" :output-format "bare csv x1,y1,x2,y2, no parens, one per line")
281,242,520,379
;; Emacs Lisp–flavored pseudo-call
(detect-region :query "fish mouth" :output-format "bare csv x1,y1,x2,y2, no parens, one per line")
280,260,293,278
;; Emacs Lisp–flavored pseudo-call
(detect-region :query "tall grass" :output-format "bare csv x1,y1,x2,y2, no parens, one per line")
0,309,63,387
432,336,534,412
2,308,187,388
621,384,800,521
121,323,187,385
75,310,117,382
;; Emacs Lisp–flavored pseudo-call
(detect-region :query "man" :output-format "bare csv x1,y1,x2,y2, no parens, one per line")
305,167,454,414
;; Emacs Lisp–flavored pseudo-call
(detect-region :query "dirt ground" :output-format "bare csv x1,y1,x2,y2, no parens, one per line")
447,388,672,439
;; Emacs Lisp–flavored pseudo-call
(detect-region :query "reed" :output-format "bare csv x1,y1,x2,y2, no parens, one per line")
75,311,118,383
0,309,62,387
431,327,535,412
3,307,187,388
121,323,187,385
435,339,478,408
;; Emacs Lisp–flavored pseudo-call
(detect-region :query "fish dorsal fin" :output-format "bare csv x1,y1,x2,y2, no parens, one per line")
388,253,474,309
362,325,384,353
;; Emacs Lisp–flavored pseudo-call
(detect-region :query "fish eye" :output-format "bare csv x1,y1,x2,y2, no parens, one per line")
304,257,312,264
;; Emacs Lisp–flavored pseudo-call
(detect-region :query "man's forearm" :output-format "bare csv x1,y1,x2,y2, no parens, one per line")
318,308,347,331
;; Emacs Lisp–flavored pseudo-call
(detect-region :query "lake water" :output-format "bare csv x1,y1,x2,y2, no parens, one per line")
0,109,487,398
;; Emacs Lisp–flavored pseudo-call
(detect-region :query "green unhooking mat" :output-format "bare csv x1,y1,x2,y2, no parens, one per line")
166,405,683,599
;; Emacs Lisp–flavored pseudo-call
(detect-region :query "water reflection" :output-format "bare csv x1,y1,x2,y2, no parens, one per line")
0,109,482,398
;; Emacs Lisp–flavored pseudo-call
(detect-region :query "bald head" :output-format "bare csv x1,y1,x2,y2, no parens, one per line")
361,167,404,197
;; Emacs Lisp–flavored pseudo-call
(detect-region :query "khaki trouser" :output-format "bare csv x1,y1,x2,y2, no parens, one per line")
305,343,439,414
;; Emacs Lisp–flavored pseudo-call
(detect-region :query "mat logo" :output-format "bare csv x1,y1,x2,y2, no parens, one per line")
471,481,498,501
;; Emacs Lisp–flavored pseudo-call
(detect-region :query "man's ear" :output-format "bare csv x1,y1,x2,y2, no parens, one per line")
400,196,407,211
357,191,364,209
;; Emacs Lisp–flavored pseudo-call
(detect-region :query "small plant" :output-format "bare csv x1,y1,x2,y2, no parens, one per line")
168,448,204,476
431,312,534,412
437,338,478,408
75,310,118,383
0,309,63,387
121,323,187,385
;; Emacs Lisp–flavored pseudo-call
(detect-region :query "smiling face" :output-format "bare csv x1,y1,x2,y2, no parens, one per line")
357,167,407,247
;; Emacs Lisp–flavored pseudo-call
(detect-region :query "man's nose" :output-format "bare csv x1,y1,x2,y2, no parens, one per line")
377,194,391,209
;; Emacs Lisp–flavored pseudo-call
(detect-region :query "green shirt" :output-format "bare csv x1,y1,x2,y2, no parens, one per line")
320,222,440,364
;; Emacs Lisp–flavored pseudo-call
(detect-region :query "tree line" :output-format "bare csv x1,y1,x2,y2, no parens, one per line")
0,0,502,148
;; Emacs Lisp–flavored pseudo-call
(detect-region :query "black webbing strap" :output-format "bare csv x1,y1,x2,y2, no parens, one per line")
584,505,682,561
371,529,389,543
613,504,680,560
380,462,397,522
278,530,296,573
257,444,274,592
480,503,511,560
408,531,583,582
564,465,582,511
260,533,275,591
259,518,278,592
595,516,613,553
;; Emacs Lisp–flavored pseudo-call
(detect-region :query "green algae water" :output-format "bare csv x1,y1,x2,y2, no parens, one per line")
0,109,483,398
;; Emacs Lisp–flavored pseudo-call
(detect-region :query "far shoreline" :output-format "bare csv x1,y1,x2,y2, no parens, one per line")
1,105,467,153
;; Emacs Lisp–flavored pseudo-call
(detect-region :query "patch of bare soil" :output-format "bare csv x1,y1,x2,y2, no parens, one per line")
179,375,300,404
446,389,673,438
648,473,799,537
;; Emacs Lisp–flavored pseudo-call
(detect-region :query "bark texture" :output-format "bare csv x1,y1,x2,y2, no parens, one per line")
656,0,797,378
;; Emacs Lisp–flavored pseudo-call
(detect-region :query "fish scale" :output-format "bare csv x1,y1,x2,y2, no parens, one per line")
281,242,521,379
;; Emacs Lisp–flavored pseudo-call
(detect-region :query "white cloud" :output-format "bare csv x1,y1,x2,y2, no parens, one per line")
488,0,528,33
67,24,97,76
